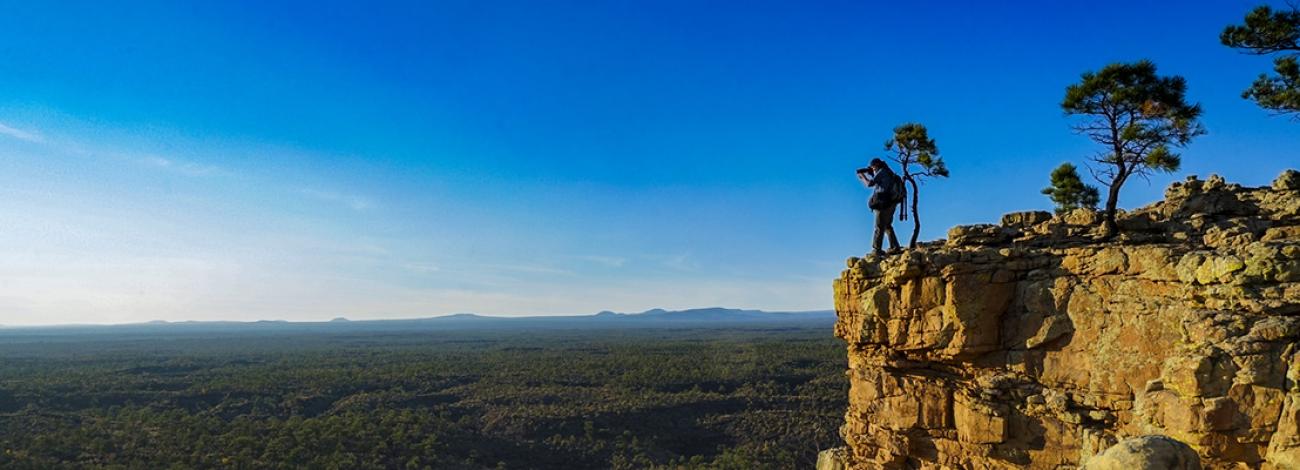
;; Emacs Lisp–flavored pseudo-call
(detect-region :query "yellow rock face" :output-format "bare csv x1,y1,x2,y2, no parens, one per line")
832,171,1300,470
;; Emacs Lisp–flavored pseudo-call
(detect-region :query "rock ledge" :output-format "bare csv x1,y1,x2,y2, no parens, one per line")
833,171,1300,469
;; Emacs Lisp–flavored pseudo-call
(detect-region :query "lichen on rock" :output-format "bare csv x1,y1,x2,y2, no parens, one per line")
832,170,1300,469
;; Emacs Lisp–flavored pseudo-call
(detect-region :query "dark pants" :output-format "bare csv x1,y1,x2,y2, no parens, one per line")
873,203,900,254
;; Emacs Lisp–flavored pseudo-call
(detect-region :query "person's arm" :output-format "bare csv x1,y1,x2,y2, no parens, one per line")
856,170,873,188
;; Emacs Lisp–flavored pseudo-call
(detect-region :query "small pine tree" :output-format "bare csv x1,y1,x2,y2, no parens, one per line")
1041,163,1100,215
1062,60,1204,236
1222,5,1300,117
882,123,949,249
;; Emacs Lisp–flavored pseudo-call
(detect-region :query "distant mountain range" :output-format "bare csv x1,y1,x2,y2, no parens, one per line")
591,307,834,322
0,308,837,333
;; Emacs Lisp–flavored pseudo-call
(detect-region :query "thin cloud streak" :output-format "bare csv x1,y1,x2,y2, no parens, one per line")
576,255,626,268
140,156,223,176
401,262,441,273
492,264,576,276
296,188,375,211
0,120,227,178
661,254,698,271
0,122,44,143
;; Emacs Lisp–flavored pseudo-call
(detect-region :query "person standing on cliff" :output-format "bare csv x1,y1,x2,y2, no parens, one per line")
857,158,904,257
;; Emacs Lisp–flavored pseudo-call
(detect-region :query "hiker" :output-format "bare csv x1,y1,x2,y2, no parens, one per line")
857,158,904,257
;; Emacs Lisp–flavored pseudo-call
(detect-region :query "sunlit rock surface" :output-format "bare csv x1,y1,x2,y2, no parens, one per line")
1083,435,1201,470
818,446,851,470
832,171,1300,469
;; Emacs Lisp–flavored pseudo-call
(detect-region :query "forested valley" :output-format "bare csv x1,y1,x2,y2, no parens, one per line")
0,324,845,469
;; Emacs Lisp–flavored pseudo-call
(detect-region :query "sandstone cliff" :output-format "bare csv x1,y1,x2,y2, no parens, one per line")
829,170,1300,469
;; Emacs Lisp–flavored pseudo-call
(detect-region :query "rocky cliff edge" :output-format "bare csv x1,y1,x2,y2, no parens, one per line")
828,170,1300,469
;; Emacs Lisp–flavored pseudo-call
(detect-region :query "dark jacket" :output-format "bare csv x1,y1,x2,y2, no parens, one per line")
860,166,901,210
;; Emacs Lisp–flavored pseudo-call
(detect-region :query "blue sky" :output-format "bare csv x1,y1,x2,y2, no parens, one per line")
0,1,1295,325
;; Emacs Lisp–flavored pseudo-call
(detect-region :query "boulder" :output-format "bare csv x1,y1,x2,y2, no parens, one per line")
1063,208,1101,226
815,447,848,470
1001,210,1053,228
947,224,1014,247
1274,169,1299,191
1083,435,1201,470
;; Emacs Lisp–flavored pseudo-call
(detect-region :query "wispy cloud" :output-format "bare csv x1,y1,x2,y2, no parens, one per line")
478,263,575,277
0,122,44,143
296,188,375,211
503,264,576,276
401,262,441,273
576,255,626,268
0,120,226,178
140,156,223,176
662,254,698,271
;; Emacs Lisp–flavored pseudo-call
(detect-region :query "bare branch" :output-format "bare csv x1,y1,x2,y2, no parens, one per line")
1085,161,1115,187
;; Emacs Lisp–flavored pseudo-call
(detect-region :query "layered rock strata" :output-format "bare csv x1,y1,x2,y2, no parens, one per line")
832,171,1300,469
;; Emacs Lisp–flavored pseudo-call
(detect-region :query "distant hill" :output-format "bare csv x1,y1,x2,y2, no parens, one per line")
595,307,835,322
388,307,836,329
0,308,836,334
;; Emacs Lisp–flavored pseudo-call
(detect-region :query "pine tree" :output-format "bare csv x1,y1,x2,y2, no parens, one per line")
1062,60,1205,237
882,123,949,249
1222,5,1300,117
1041,163,1100,215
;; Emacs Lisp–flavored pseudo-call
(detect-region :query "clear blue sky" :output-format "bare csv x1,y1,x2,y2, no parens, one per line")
0,1,1295,325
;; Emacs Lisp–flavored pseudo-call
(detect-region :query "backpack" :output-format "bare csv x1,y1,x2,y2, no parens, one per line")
869,172,908,220
869,173,901,210
888,173,906,204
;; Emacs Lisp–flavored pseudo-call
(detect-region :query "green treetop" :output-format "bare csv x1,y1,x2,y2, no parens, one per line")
1061,60,1204,237
1041,163,1100,215
1222,5,1300,117
883,123,949,249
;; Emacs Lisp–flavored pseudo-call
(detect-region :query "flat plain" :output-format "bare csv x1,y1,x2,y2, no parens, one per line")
0,322,845,469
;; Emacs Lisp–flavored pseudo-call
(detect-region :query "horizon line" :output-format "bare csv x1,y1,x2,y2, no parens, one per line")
0,306,837,329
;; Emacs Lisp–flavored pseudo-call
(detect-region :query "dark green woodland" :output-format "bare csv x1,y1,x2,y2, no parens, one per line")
0,322,845,469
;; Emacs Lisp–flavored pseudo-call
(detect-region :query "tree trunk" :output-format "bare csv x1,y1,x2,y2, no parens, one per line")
1102,180,1120,238
1103,119,1124,239
1101,157,1130,239
907,176,921,249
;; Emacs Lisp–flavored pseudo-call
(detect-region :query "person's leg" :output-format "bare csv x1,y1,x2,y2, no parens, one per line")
884,204,901,251
872,208,886,256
